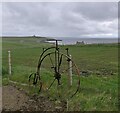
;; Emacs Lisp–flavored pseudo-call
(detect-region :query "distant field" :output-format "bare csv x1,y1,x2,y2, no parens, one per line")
2,37,119,111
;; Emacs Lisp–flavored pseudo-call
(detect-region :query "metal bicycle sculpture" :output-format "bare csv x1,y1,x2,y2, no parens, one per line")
29,40,80,98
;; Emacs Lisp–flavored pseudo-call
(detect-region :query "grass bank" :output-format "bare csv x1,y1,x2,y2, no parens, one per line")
2,37,119,111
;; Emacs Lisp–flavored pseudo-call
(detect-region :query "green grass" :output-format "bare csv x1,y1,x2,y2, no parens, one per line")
2,37,119,111
0,37,2,86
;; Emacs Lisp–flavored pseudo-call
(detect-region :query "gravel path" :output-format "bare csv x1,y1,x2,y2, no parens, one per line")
2,85,66,112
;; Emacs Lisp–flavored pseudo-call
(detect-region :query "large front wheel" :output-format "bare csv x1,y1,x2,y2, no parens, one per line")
37,52,80,99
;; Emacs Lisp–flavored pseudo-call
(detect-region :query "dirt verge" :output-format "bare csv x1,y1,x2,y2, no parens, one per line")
2,85,66,112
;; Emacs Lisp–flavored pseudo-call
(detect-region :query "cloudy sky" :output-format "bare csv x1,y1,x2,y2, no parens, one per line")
2,2,118,38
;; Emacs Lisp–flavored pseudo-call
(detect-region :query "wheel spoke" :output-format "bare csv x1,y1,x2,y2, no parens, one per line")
49,54,55,68
58,54,63,71
48,78,56,90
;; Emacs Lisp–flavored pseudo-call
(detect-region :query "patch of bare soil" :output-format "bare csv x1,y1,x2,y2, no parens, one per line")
2,85,67,112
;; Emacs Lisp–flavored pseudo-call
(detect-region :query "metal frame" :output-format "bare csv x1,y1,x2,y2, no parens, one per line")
29,40,80,98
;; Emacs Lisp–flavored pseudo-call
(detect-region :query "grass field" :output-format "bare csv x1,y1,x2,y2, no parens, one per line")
2,37,119,111
0,38,2,86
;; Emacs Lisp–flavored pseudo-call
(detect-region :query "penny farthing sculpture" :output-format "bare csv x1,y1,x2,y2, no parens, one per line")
29,40,80,99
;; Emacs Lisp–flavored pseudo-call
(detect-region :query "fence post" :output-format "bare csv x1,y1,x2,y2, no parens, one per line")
8,50,11,75
68,55,72,86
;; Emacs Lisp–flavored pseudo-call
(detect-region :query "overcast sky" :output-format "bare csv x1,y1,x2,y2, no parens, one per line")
2,2,118,38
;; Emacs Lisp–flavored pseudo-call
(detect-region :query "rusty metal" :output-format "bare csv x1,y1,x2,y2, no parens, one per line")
29,40,80,98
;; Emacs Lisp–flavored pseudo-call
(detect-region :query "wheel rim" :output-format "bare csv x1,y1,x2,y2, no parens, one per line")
37,51,80,99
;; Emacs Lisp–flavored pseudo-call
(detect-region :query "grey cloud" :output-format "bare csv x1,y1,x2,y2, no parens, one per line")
2,2,118,37
73,2,118,21
3,3,51,26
